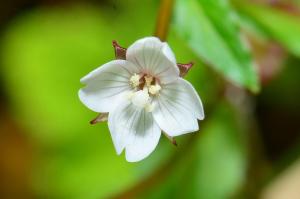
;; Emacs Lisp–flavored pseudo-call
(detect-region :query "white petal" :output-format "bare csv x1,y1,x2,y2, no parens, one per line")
107,102,129,155
152,78,204,136
79,60,137,112
126,37,179,84
162,42,176,64
128,37,176,64
108,101,161,162
80,60,138,84
164,78,204,120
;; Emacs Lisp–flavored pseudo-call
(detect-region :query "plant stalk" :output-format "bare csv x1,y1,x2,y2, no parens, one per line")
154,0,174,41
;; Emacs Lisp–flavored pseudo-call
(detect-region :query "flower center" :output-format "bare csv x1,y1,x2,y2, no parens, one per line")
129,73,161,112
129,73,161,95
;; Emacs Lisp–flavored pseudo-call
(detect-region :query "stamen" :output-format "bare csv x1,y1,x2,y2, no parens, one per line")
129,74,161,110
130,73,140,88
149,84,161,95
144,76,153,87
143,86,148,92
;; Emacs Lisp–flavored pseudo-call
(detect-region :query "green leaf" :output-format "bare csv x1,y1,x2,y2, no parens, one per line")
235,1,300,57
173,0,260,93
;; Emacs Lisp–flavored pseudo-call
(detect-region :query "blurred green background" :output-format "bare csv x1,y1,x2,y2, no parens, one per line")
0,0,300,198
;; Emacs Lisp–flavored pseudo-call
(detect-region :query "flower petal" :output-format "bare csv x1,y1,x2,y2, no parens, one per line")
126,37,179,84
108,101,161,162
162,41,176,64
80,59,138,84
152,78,204,136
79,60,138,112
164,78,205,120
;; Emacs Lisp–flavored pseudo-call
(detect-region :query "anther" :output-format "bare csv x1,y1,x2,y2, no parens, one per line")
149,84,161,95
129,73,140,88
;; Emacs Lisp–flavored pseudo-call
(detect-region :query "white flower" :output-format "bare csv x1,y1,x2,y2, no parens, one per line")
79,37,204,162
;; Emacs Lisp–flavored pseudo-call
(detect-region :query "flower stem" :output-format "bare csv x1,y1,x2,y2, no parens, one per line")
154,0,174,41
